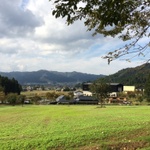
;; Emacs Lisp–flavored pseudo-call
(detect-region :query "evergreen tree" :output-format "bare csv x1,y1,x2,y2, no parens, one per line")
0,75,22,95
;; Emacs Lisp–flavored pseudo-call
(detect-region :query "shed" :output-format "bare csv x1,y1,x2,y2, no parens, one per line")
109,83,123,92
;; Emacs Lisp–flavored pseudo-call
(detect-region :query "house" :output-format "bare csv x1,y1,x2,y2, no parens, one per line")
82,82,123,93
54,95,98,105
75,95,98,104
83,91,92,96
108,83,123,97
74,91,83,97
56,95,75,104
82,83,93,96
82,82,123,92
109,83,123,92
56,95,67,103
123,86,135,93
82,83,92,91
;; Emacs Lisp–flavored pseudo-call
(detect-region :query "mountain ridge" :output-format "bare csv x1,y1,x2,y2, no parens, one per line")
0,63,149,87
0,70,105,85
102,63,150,88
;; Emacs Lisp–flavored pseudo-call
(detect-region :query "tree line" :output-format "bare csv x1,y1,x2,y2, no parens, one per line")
0,75,22,95
0,75,24,105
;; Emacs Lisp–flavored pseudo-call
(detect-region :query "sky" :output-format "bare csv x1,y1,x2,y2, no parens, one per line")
0,0,147,75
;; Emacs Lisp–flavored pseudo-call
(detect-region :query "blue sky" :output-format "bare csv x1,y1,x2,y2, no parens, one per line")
20,0,29,10
0,0,148,75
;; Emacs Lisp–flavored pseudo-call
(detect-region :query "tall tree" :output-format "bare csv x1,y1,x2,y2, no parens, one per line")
0,75,22,95
50,0,150,63
90,80,110,107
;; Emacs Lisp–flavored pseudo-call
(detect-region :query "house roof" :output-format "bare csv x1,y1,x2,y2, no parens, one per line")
82,83,92,85
76,95,97,101
56,95,65,102
83,82,123,86
108,83,123,86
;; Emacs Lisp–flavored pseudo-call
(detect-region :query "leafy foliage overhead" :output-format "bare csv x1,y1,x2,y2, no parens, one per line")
50,0,150,62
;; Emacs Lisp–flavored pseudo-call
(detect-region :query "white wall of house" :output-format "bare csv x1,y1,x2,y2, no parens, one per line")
123,86,135,92
83,91,92,96
74,91,83,96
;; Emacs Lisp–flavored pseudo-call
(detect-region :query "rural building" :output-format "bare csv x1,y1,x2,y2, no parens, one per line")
82,83,92,91
83,91,92,96
54,95,98,105
82,83,93,96
82,82,125,104
56,95,76,104
74,91,83,97
123,86,135,93
108,83,123,98
82,82,123,93
109,83,123,92
75,95,98,104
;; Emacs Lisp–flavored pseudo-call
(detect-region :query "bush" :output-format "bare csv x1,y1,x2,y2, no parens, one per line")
6,93,18,105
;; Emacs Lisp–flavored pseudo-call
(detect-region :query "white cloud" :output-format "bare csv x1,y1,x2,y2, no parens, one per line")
0,0,147,75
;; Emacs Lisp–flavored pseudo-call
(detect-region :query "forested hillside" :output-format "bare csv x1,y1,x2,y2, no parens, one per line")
0,70,105,85
0,63,149,87
102,63,150,88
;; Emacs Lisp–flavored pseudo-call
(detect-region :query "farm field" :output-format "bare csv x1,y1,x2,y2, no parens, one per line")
21,90,52,98
21,90,69,98
0,105,150,150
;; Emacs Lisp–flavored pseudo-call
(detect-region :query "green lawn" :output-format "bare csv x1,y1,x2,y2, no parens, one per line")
0,105,150,150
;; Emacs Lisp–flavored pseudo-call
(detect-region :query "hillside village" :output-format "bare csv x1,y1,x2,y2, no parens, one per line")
0,63,149,105
21,81,145,105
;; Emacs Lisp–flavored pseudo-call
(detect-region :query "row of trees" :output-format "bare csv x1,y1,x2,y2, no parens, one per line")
1,91,74,105
0,92,26,106
0,75,23,105
0,75,22,95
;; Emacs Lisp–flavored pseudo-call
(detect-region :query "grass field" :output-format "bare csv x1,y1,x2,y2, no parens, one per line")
0,105,150,150
21,90,52,98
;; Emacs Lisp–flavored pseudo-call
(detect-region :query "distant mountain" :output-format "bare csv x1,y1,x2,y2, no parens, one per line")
102,63,150,88
0,70,105,85
0,63,149,87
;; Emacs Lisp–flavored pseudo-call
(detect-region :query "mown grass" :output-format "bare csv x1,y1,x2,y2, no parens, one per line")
0,105,150,150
